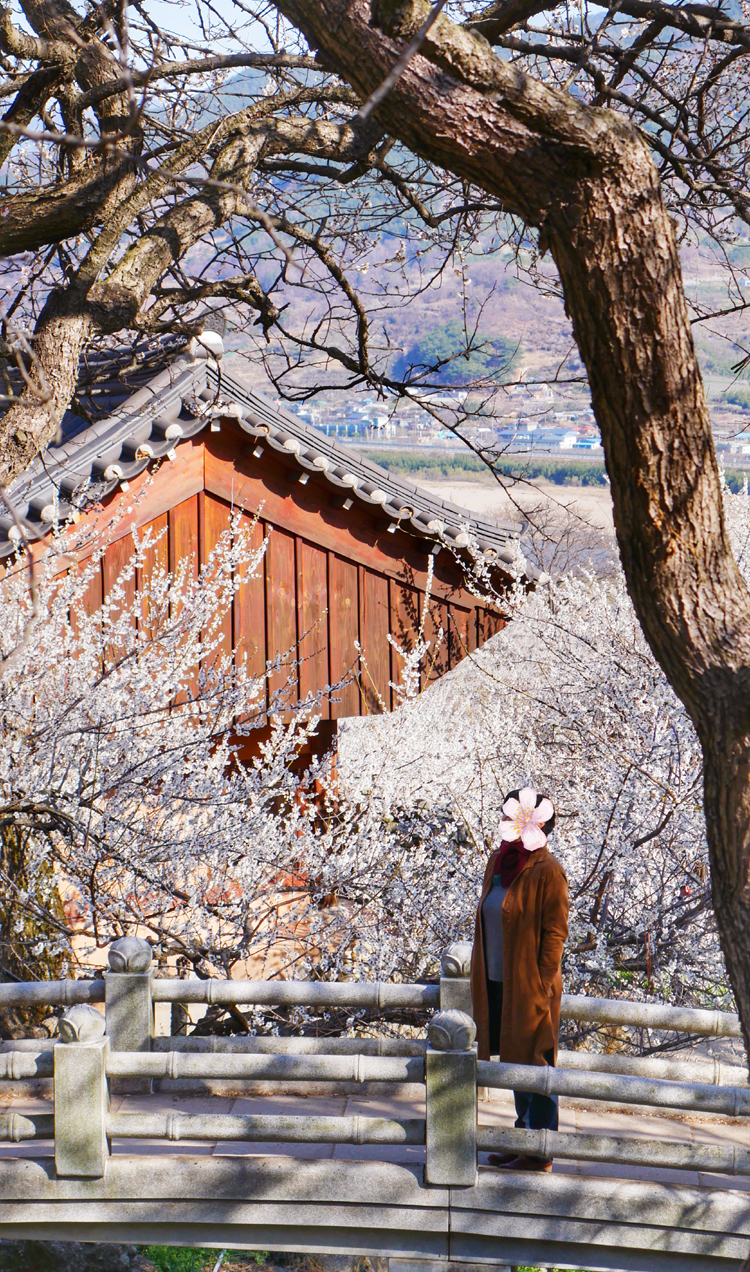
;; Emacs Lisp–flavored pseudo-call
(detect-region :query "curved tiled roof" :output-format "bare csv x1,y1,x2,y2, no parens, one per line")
2,335,529,572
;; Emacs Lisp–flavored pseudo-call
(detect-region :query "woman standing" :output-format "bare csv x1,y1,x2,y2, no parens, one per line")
470,787,569,1173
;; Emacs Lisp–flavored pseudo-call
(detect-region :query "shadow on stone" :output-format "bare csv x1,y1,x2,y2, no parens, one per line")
0,1242,157,1271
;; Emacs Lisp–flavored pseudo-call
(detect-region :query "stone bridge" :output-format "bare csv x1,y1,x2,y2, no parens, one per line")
0,939,748,1272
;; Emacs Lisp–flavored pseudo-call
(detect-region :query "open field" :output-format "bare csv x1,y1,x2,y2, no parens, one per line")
416,476,616,534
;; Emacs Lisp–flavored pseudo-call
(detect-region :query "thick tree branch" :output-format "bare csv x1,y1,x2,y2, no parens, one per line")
147,272,282,333
0,85,364,258
0,63,62,167
0,161,139,256
469,0,750,48
18,0,82,43
0,2,73,61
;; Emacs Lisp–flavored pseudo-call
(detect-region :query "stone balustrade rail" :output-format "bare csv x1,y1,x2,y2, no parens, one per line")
0,935,747,1193
0,970,740,1036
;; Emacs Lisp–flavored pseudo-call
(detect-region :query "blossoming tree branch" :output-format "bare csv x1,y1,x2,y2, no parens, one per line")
5,479,750,1051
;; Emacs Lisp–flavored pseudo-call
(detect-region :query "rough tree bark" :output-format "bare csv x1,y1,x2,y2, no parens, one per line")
269,0,750,1056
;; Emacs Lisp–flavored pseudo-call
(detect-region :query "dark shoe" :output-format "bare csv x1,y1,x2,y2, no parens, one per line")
487,1152,518,1166
495,1154,553,1173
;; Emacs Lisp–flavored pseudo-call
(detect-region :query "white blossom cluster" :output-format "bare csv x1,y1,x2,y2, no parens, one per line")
5,481,750,1037
0,513,460,1009
338,479,750,1020
0,517,329,982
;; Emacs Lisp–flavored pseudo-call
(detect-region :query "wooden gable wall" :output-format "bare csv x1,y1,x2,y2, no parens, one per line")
66,423,505,719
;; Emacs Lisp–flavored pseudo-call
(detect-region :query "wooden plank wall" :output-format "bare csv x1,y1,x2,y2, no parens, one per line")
80,489,502,717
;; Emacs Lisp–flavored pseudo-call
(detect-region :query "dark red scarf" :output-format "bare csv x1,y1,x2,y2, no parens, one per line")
496,838,532,887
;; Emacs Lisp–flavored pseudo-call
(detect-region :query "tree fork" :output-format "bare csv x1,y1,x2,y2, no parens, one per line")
271,0,750,1059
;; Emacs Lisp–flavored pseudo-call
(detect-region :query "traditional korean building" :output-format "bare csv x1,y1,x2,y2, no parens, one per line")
2,334,528,746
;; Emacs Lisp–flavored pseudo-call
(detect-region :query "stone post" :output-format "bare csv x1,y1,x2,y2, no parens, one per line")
54,1005,109,1178
425,1008,477,1187
105,936,154,1094
439,942,473,1016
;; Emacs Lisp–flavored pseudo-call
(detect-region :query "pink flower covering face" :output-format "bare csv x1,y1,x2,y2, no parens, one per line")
499,787,554,851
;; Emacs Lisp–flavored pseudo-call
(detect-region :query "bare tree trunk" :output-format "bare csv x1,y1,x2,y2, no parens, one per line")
272,0,750,1055
0,287,94,485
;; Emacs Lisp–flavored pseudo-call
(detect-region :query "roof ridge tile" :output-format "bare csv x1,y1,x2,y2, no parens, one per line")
0,352,530,575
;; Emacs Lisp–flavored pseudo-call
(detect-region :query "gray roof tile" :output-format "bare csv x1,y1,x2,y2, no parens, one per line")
1,345,529,574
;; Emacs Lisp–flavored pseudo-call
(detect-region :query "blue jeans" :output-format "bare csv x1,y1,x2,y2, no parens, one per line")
513,1084,559,1135
487,978,558,1157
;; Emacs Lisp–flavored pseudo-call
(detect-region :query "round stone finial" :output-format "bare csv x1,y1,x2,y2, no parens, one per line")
108,936,153,974
58,1004,106,1044
428,1008,477,1052
440,942,473,979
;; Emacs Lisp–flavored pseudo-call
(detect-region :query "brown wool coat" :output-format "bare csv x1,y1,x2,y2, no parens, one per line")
470,845,569,1065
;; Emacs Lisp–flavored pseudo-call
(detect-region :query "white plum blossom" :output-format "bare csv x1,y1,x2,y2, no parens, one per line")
5,475,750,1051
0,514,333,991
338,477,750,1028
0,509,459,1023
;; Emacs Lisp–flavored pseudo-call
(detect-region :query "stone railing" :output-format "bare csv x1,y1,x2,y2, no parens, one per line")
0,937,747,1187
